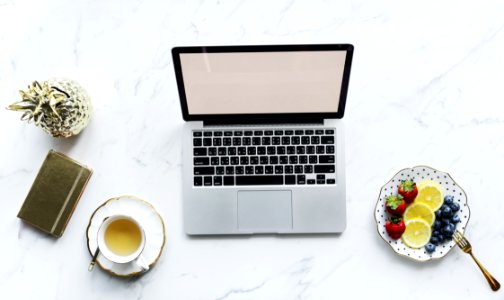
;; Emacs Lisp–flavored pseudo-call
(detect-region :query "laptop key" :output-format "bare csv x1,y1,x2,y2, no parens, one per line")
220,157,229,165
269,156,278,164
244,131,253,136
240,157,249,165
281,137,290,145
253,130,263,136
315,165,335,173
218,147,226,155
208,147,217,156
204,132,212,137
214,131,223,136
224,131,233,136
265,166,274,174
234,131,243,136
305,130,314,135
247,147,256,155
210,158,219,167
233,138,241,146
326,145,335,154
204,176,213,186
242,137,251,145
235,166,244,175
250,156,259,165
264,130,273,136
194,176,203,186
272,137,281,145
267,146,276,155
289,156,298,164
307,179,316,184
193,132,202,137
216,167,225,175
296,146,305,154
316,146,325,154
203,138,212,146
257,147,266,155
327,178,336,184
274,130,283,135
317,174,325,180
252,137,261,145
193,138,202,146
311,136,320,144
285,165,293,174
287,146,295,154
260,156,269,164
275,166,284,174
321,136,335,144
245,166,254,174
226,167,234,175
304,165,313,173
306,146,315,154
236,175,283,185
285,130,293,135
295,165,303,173
279,156,288,164
194,157,209,165
295,130,304,135
223,138,231,146
230,156,239,165
325,129,334,134
319,155,335,164
213,138,222,146
297,175,306,184
315,130,324,135
301,136,310,144
285,175,296,185
214,176,222,186
238,147,247,155
277,146,286,154
317,179,325,184
255,166,264,174
224,176,234,186
194,148,207,156
228,147,237,155
299,155,308,164
291,136,300,145
309,155,318,164
262,137,271,145
194,167,214,175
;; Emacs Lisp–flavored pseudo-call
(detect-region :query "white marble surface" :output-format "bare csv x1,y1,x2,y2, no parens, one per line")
1,0,504,299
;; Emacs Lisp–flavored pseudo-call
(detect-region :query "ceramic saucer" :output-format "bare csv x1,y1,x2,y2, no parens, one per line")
86,195,165,276
375,166,470,262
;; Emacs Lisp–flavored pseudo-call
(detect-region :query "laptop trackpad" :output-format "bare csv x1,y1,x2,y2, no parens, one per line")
237,190,293,232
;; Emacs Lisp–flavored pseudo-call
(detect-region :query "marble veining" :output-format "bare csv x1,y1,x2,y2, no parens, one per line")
1,0,504,299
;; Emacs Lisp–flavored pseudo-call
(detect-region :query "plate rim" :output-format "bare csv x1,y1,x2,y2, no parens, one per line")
374,165,471,263
86,195,166,277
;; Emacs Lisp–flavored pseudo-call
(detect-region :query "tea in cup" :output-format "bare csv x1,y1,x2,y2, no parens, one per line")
97,215,149,270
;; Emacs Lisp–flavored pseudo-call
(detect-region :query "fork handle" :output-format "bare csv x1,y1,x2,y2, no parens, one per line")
469,252,501,291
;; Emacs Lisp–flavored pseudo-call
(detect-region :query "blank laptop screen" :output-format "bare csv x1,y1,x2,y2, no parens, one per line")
179,51,348,115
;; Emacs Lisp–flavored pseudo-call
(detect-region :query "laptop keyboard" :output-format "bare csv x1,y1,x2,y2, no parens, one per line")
192,129,336,186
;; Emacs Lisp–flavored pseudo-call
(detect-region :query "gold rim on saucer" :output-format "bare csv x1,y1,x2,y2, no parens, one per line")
86,195,166,277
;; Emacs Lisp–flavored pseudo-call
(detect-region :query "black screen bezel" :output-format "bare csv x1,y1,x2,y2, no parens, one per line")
172,44,354,122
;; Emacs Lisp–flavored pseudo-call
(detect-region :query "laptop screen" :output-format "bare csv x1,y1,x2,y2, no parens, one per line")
172,44,353,121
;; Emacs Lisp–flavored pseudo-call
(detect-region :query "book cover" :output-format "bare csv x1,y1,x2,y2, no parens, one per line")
17,150,92,237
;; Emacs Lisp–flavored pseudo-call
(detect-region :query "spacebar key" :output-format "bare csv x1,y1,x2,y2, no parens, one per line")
236,175,284,185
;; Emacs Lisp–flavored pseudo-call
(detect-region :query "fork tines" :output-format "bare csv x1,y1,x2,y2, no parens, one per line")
453,231,467,247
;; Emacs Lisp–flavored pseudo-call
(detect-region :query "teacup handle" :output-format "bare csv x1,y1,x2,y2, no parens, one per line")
136,255,149,271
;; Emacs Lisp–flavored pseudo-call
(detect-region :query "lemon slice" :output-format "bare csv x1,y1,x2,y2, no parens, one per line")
415,180,444,211
404,203,435,226
402,219,432,249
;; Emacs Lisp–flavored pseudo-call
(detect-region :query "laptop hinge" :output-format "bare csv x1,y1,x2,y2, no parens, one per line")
203,117,324,126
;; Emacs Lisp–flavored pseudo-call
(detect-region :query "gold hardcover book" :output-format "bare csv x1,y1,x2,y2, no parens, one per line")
17,150,92,237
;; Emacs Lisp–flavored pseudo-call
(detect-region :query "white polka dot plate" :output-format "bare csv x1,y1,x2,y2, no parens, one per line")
86,196,166,276
375,166,470,262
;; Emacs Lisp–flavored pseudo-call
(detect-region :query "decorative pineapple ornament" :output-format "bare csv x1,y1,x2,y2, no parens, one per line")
7,79,92,137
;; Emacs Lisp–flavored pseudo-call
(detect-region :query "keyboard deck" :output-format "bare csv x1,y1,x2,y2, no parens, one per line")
192,129,336,186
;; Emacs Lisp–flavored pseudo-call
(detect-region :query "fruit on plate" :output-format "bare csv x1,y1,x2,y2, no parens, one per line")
385,194,406,216
402,219,432,248
385,216,406,240
415,180,444,211
398,180,418,203
403,202,435,225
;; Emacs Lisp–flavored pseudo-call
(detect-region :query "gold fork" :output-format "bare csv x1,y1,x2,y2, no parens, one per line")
453,231,500,291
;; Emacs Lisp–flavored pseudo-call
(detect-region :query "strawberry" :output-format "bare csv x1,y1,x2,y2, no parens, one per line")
385,216,406,239
385,194,406,216
398,180,418,203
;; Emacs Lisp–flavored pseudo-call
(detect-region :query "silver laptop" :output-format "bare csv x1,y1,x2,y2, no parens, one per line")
172,44,354,235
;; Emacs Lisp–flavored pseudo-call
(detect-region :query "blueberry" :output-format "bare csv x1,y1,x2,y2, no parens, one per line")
433,230,441,237
441,218,451,225
434,220,442,230
442,224,455,235
444,195,454,205
450,202,460,212
452,214,461,223
435,210,442,219
430,236,440,245
425,243,436,253
441,205,453,218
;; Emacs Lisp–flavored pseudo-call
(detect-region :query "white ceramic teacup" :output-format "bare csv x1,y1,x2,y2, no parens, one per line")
97,215,149,270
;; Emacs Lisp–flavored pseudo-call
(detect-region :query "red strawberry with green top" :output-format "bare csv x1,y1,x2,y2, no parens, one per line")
385,216,406,239
385,194,406,216
398,180,418,203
